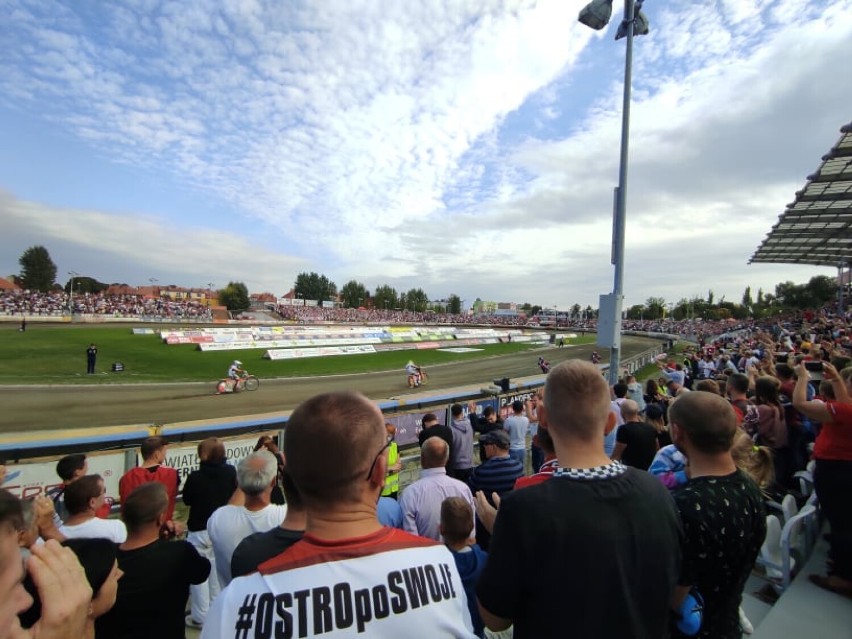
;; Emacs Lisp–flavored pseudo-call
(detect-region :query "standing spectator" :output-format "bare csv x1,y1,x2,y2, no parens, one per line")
605,382,628,456
46,454,88,524
95,483,210,639
625,374,646,412
503,400,529,467
202,391,476,638
668,391,766,639
206,450,286,589
399,437,475,541
448,403,474,482
418,412,454,461
59,475,127,543
525,391,544,473
253,436,285,505
381,423,402,500
469,403,502,437
441,497,487,638
645,403,672,448
476,360,682,637
744,375,789,488
612,399,659,469
86,343,97,374
793,362,852,598
182,438,237,629
230,467,306,579
119,436,179,523
468,430,523,551
514,423,558,490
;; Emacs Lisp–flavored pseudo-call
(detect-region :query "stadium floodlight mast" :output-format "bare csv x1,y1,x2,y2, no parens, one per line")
578,0,649,385
67,271,79,315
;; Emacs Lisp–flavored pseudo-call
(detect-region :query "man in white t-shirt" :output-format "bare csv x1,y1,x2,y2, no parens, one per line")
58,474,127,543
207,451,286,588
203,392,476,639
503,400,530,466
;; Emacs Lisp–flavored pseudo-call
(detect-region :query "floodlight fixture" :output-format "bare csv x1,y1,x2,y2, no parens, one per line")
578,0,613,31
615,2,650,39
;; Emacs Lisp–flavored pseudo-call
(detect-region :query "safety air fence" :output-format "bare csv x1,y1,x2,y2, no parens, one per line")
0,337,670,505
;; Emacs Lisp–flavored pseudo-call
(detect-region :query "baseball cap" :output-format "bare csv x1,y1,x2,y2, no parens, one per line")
479,430,510,449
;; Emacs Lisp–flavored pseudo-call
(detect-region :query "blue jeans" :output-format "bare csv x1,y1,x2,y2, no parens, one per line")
509,448,525,467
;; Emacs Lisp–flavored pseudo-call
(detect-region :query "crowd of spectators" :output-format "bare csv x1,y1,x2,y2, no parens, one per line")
0,290,211,319
3,308,852,638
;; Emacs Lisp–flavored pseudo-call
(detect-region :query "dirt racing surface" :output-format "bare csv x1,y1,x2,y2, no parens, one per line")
1,336,656,433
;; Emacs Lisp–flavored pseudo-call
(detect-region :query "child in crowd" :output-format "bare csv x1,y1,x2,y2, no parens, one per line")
440,497,487,638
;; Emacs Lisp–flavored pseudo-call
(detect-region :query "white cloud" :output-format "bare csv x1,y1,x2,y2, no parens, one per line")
0,0,848,307
0,191,306,293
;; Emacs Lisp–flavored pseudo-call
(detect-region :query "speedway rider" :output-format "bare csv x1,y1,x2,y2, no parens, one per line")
227,360,245,391
406,360,424,387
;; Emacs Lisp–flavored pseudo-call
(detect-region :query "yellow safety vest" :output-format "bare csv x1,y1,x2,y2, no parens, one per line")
382,441,400,496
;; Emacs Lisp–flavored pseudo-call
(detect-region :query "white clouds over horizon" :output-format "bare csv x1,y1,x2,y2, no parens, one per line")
0,0,849,306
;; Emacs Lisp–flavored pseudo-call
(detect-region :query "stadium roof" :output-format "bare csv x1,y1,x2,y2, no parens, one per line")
750,122,852,267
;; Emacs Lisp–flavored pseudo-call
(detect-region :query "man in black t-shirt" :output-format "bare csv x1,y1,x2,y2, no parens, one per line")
96,482,210,639
417,412,454,461
669,392,766,639
613,399,659,469
476,360,682,638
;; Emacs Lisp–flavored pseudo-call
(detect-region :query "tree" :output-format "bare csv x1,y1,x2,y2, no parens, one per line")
340,280,369,308
294,272,337,302
373,284,398,310
807,275,837,307
645,297,666,320
64,276,107,295
626,304,646,320
570,303,581,318
403,288,429,312
447,294,462,314
741,286,753,309
19,245,57,292
218,281,250,312
530,305,542,316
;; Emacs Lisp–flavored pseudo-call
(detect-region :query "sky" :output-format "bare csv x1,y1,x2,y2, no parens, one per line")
1,0,850,309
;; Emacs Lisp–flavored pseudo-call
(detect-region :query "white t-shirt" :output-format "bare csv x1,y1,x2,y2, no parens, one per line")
207,504,287,588
59,517,127,543
202,527,476,639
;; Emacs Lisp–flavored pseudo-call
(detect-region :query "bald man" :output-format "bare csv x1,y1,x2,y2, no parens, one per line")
476,361,682,638
203,391,477,638
399,437,475,542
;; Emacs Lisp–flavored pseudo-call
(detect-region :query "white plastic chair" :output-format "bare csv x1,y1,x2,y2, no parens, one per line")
757,504,817,592
766,493,798,524
794,459,816,497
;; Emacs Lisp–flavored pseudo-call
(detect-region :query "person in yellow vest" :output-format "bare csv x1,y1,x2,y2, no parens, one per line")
382,423,402,500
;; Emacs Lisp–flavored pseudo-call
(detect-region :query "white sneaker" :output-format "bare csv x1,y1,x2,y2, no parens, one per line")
738,606,754,634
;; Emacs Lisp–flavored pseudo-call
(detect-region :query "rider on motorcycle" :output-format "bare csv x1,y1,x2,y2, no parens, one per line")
406,360,426,388
227,360,245,391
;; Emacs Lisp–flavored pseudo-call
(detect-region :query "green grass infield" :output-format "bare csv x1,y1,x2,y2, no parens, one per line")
1,324,595,385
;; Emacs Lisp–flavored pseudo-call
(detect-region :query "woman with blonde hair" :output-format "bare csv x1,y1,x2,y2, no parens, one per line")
731,430,775,492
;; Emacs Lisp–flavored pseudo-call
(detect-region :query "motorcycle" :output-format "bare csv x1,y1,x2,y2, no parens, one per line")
407,365,428,388
216,373,260,394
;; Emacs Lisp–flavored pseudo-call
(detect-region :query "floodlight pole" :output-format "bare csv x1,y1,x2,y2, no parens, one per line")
607,1,635,385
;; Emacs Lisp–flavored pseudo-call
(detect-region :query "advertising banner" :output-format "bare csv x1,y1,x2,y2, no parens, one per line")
160,434,270,488
384,409,450,448
265,344,377,361
0,452,125,501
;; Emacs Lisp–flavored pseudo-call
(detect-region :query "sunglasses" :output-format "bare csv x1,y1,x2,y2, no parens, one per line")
365,439,393,481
